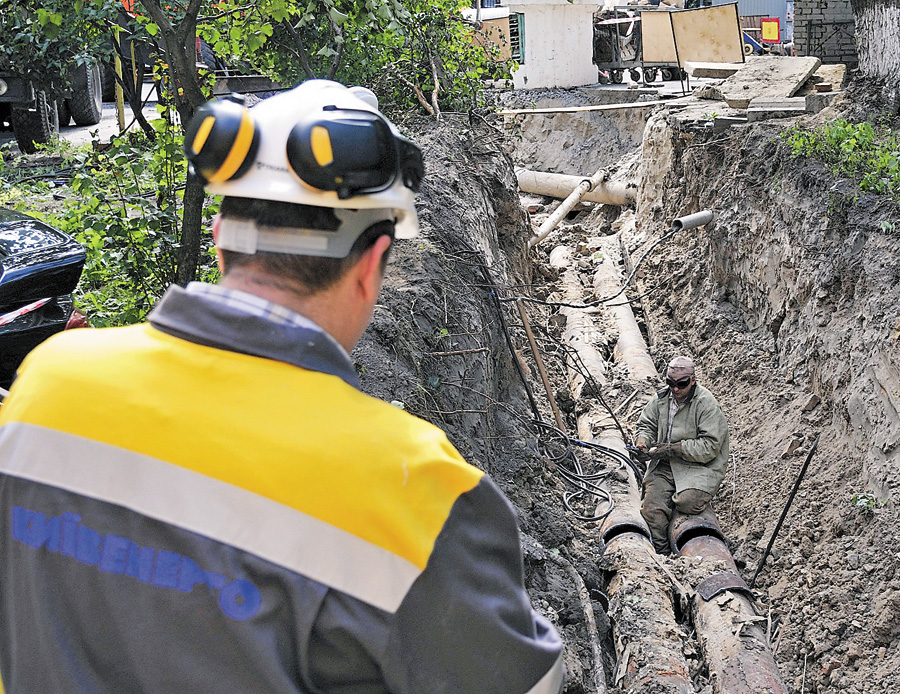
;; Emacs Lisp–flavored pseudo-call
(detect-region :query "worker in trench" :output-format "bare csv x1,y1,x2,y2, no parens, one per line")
0,80,564,693
634,355,731,554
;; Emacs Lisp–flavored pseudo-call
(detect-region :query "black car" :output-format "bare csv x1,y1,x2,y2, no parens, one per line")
0,208,87,390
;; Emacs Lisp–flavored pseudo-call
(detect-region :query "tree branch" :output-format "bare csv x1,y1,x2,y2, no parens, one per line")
282,19,316,79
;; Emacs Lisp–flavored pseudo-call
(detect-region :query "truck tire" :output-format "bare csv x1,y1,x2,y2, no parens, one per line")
57,98,71,127
101,62,116,102
67,61,103,126
11,91,59,154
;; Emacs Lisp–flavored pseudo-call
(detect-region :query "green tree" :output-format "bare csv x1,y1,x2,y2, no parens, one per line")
0,0,118,98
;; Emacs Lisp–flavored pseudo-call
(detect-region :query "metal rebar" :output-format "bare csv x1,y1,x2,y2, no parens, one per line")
749,433,821,588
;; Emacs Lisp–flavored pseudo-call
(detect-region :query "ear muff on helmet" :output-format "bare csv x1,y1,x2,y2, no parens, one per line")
285,108,424,200
184,94,260,183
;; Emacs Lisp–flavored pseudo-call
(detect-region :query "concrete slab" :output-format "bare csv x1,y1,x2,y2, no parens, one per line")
685,61,745,79
713,115,748,132
719,55,822,109
805,91,840,113
746,96,807,122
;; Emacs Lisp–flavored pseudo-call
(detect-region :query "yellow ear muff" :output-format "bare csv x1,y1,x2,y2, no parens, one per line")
183,95,260,183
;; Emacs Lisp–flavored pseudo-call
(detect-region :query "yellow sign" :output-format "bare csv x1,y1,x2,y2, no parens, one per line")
760,17,781,43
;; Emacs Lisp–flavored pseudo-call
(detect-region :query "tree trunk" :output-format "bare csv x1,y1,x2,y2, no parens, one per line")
177,173,206,286
851,0,900,81
138,0,208,285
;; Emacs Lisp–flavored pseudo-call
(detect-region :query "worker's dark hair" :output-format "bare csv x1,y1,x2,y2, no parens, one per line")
218,197,394,295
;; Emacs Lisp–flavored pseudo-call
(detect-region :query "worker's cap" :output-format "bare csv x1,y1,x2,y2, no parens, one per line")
666,356,695,379
183,79,425,254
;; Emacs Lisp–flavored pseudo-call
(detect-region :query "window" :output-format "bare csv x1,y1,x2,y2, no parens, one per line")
509,12,525,64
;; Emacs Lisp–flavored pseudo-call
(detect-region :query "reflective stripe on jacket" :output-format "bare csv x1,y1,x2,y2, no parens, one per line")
0,285,564,694
636,383,730,495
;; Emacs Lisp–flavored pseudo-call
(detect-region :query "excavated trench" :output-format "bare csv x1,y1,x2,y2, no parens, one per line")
347,78,900,693
485,81,900,693
4,71,898,693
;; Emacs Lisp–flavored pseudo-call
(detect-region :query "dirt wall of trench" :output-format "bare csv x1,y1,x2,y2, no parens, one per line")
626,91,900,692
495,87,659,175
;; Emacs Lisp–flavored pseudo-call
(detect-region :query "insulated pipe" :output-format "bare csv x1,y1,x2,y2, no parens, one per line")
549,246,608,400
671,210,714,232
549,248,690,693
518,169,636,206
593,237,658,383
524,169,635,250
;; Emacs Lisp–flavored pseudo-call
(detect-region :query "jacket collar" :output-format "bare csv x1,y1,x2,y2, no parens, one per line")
148,285,359,389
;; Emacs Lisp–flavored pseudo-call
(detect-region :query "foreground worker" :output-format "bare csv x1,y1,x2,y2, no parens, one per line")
0,80,564,693
635,355,730,554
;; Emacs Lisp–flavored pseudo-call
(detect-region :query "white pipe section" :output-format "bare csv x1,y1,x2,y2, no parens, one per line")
518,169,635,206
672,210,714,231
521,169,636,251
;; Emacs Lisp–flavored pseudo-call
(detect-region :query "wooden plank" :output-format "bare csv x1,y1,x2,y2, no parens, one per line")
640,10,678,64
498,99,685,116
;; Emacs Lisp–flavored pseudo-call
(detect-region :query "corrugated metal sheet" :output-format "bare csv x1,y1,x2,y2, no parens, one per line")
711,0,790,38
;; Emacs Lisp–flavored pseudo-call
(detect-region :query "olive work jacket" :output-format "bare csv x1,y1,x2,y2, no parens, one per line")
636,383,730,495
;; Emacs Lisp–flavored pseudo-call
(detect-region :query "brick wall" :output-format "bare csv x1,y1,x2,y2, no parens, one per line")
793,0,858,64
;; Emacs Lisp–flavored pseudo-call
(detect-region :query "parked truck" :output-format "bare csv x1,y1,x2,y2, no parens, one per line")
0,58,103,154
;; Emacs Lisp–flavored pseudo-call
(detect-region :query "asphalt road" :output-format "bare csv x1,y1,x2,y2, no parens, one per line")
0,89,161,155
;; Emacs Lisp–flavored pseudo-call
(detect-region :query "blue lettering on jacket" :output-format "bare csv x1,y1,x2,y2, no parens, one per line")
10,506,261,621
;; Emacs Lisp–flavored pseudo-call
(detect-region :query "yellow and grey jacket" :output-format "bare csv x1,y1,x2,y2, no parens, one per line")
0,285,564,694
636,383,730,495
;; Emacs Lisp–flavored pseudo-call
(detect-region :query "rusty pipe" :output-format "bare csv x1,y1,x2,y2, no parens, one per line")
673,512,788,694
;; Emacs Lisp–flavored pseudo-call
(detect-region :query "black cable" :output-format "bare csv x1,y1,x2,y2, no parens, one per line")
554,340,629,442
478,264,543,422
532,421,616,522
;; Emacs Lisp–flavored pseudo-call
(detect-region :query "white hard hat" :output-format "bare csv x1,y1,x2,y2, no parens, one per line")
184,79,424,240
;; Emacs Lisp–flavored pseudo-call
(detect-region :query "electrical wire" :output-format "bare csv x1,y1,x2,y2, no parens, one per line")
498,226,683,309
554,340,629,442
532,421,617,522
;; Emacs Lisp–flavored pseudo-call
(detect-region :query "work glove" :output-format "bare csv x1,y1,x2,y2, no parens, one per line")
628,444,650,464
648,442,682,459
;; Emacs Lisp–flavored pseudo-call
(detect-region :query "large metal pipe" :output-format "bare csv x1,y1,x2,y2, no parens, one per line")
672,512,788,694
602,533,694,694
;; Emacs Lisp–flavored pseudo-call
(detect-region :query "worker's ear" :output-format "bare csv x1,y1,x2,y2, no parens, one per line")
355,235,392,304
212,216,225,273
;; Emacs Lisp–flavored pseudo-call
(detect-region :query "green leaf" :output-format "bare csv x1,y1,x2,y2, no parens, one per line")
145,22,159,36
328,7,349,25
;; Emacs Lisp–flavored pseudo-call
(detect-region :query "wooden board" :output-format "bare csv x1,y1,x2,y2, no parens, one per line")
498,99,685,116
640,10,678,64
670,3,745,66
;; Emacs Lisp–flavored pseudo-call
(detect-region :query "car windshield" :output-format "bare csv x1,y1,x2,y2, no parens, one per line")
0,216,67,258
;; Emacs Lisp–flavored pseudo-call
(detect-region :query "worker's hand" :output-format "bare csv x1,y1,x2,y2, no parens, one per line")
628,445,650,464
648,442,682,459
634,436,650,452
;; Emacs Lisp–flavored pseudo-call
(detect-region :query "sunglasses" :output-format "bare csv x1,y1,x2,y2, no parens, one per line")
666,376,693,389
